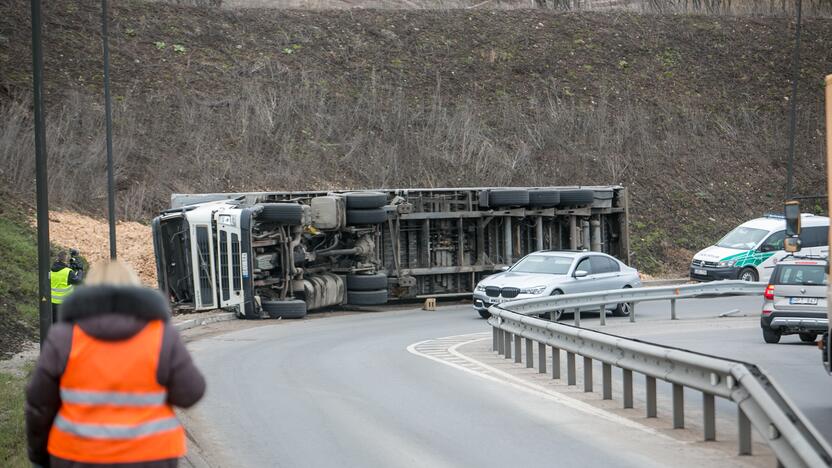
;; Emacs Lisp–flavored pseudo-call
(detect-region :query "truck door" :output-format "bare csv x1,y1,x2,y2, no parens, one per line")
191,222,217,310
215,210,245,310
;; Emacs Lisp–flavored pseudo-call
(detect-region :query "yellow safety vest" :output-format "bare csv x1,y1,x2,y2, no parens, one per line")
50,267,74,304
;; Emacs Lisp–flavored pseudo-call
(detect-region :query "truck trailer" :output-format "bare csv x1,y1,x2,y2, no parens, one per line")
151,186,630,319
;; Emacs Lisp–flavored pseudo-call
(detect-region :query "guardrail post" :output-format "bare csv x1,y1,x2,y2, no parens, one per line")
672,384,684,429
646,376,657,418
538,342,546,374
497,328,504,355
602,363,612,400
492,327,498,352
600,305,606,326
574,308,581,327
623,369,633,408
567,352,576,385
671,298,677,320
629,303,636,323
552,347,561,379
525,338,533,368
514,335,521,364
504,332,512,360
738,407,752,455
583,356,593,392
703,393,716,441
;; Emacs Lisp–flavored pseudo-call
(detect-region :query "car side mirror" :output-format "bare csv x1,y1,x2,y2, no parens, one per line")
759,244,774,253
499,265,510,272
574,270,588,278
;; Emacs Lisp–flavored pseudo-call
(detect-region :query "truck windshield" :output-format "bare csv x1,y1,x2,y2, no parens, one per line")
716,226,768,250
511,255,572,274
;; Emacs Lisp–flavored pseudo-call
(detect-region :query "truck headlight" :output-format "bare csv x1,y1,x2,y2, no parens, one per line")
717,259,737,268
475,285,486,292
520,285,547,295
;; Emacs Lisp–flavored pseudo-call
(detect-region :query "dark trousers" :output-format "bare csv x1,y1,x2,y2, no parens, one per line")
51,303,59,323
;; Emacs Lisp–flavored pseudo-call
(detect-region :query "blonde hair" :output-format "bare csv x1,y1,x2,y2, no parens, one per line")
84,260,141,287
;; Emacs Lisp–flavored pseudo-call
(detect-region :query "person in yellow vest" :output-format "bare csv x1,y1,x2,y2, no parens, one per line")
26,260,206,468
49,251,84,323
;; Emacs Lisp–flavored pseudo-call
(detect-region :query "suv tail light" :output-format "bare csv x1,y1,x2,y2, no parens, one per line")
764,284,775,301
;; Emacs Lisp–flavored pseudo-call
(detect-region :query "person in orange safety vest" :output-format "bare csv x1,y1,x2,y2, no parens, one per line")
25,260,206,468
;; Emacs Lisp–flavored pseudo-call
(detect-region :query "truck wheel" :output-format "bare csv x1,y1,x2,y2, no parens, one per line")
262,299,307,319
487,189,529,208
556,189,594,207
346,208,387,225
347,289,388,306
762,327,781,344
799,333,818,343
738,268,758,282
257,204,305,225
344,192,388,209
478,310,491,319
528,189,560,208
346,273,388,291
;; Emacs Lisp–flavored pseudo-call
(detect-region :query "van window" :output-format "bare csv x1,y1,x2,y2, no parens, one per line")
717,226,768,250
800,226,829,248
759,231,785,252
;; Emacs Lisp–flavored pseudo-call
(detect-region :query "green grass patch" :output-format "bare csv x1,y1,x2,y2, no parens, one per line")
0,370,30,468
0,216,38,328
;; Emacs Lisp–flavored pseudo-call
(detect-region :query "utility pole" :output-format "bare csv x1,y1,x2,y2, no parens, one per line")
102,0,117,259
785,0,803,199
30,0,51,346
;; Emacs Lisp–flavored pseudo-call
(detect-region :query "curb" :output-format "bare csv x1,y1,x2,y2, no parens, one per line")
173,313,237,332
642,278,690,287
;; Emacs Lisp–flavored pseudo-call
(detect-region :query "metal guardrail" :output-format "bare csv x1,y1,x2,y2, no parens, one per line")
498,280,767,326
486,307,832,468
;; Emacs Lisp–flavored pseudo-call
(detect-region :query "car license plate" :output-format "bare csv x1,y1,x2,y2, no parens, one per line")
694,269,707,276
790,297,818,305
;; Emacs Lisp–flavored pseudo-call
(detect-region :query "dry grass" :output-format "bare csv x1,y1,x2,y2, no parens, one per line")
1,71,825,275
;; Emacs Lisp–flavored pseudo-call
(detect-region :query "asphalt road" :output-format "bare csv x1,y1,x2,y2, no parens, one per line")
183,303,761,468
579,294,832,445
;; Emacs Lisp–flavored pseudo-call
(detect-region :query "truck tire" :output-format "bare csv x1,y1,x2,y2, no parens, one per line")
346,208,387,225
344,191,388,209
347,289,388,306
257,204,305,225
346,273,388,291
528,189,560,208
556,189,594,208
487,189,529,208
262,299,307,319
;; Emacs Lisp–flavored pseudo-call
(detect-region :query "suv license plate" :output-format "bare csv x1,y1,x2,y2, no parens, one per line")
694,269,707,276
790,297,818,305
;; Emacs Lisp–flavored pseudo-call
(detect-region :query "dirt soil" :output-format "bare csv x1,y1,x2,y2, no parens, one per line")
39,212,157,287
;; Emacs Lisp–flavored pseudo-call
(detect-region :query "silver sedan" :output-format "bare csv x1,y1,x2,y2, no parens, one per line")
473,251,642,320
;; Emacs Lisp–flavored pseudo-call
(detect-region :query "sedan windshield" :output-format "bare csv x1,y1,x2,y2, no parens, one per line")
716,226,768,250
510,255,572,275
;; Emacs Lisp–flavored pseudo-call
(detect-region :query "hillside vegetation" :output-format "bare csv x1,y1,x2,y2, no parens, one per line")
1,0,831,274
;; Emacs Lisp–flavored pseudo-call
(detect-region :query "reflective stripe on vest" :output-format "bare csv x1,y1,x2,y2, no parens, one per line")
48,320,186,463
50,268,74,304
60,388,167,406
53,414,180,439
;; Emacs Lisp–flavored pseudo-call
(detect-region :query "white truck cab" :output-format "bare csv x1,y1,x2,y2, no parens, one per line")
690,213,829,283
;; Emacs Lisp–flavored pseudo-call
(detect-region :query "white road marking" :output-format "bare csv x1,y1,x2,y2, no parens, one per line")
407,333,674,440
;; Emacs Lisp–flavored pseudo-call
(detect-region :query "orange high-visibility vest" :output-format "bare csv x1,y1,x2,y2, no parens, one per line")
48,320,186,463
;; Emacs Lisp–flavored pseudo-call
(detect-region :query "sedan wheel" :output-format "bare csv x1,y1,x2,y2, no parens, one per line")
550,290,564,321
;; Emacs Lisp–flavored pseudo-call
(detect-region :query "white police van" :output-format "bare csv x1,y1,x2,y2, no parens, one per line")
690,213,829,283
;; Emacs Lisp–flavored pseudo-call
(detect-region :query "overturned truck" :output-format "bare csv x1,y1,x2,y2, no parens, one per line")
152,187,630,319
